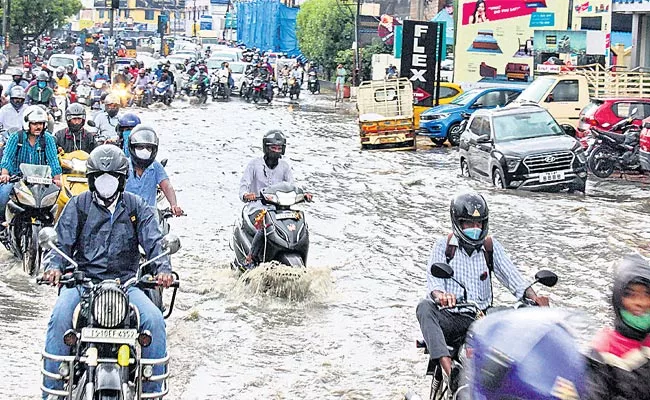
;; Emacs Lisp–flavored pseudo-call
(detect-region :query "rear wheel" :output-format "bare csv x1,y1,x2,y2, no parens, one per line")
588,146,616,178
447,123,463,146
460,158,471,177
492,168,506,189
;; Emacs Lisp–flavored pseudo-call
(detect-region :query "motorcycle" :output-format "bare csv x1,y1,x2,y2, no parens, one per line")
277,75,289,97
587,113,642,178
230,182,310,271
308,72,320,94
53,86,68,122
247,77,273,104
288,77,301,100
191,80,208,104
409,263,558,400
0,164,61,276
211,70,230,101
76,82,92,107
91,80,108,110
38,228,181,400
56,150,90,221
152,81,172,105
111,83,132,107
133,84,152,108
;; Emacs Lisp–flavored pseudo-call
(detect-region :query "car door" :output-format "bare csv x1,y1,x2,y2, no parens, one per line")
546,79,580,123
471,91,502,112
466,116,485,176
475,117,494,178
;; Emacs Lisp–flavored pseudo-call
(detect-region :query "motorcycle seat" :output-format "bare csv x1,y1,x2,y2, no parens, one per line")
594,128,626,144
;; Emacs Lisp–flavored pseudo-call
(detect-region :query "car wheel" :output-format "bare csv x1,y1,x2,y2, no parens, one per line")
430,138,446,146
492,168,506,189
447,123,463,146
460,158,471,177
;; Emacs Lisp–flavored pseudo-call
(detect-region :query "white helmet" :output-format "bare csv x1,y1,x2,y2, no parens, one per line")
22,105,48,131
9,86,26,100
104,93,119,105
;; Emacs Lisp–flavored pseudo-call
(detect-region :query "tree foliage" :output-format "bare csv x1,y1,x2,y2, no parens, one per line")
335,39,391,82
8,0,82,43
297,0,354,76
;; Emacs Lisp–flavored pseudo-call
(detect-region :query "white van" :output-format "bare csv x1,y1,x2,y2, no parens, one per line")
47,54,84,76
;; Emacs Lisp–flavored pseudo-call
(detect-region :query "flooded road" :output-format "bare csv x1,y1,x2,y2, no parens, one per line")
1,93,649,399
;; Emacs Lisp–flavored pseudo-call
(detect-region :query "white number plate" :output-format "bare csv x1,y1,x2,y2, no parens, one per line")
81,328,138,344
275,211,296,220
539,171,565,183
26,176,52,185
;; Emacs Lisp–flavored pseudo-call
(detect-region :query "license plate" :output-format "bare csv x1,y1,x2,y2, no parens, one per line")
67,177,88,183
539,171,565,183
379,137,396,144
26,176,52,185
81,328,138,344
276,211,297,220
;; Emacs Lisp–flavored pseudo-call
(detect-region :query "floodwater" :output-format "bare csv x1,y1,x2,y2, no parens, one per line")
0,92,649,399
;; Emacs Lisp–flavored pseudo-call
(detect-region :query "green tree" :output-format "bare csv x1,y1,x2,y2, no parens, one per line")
297,0,354,78
335,39,391,82
8,0,82,44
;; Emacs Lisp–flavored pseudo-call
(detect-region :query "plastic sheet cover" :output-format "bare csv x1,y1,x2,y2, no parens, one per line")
236,0,299,56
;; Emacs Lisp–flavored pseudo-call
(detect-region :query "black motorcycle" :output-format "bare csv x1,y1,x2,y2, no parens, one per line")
288,77,301,100
1,164,60,276
38,228,180,400
308,72,320,94
587,116,642,178
409,263,558,400
230,183,310,271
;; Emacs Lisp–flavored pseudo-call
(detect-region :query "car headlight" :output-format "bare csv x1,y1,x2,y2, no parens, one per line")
41,190,59,207
436,113,450,120
575,150,586,164
420,114,433,121
505,156,521,173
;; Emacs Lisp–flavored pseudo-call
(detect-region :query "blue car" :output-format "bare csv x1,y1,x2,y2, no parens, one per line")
418,87,522,146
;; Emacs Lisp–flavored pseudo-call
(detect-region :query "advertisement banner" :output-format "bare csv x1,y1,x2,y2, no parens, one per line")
454,0,569,85
399,21,444,107
533,29,607,70
93,0,127,7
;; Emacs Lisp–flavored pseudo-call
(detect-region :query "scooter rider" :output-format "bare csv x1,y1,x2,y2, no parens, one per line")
41,145,173,398
26,72,56,109
239,130,311,268
0,86,27,133
54,103,96,154
93,64,110,82
5,68,28,95
134,68,153,105
93,93,120,143
54,66,72,90
416,191,549,379
124,126,183,216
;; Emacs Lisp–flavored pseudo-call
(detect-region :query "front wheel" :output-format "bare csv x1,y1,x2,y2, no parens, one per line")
493,168,506,189
460,158,471,177
447,123,463,146
22,224,39,276
588,146,616,178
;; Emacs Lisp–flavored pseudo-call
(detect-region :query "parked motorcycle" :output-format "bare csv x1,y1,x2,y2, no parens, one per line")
0,164,61,276
38,228,180,400
230,182,310,271
308,71,320,94
53,86,68,122
56,150,90,221
587,113,642,178
410,263,558,400
288,77,301,100
76,82,92,107
152,81,172,105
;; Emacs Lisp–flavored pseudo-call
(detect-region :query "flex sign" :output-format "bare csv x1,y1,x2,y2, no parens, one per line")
400,21,443,107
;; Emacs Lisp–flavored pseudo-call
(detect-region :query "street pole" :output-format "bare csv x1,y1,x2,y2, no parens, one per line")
192,0,197,38
353,0,360,86
2,0,8,55
108,7,114,78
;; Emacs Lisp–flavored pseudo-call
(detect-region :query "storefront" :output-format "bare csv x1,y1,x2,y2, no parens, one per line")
612,0,650,68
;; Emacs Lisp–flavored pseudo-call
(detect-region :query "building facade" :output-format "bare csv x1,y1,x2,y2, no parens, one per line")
612,0,650,68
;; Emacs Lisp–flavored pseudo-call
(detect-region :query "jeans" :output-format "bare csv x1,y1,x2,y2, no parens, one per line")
43,286,167,399
0,182,14,221
416,298,475,360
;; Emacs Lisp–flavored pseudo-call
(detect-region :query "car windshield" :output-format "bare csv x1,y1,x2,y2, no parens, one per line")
49,57,74,68
230,63,246,74
518,77,555,103
493,111,564,142
207,59,225,69
211,52,236,61
450,90,481,106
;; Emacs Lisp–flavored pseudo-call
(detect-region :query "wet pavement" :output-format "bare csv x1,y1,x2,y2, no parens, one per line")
0,91,649,399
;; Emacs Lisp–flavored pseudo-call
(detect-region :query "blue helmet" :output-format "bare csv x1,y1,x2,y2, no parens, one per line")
467,308,587,400
117,113,141,132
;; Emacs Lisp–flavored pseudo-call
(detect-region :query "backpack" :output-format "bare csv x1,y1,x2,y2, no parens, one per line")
445,233,494,274
16,131,48,166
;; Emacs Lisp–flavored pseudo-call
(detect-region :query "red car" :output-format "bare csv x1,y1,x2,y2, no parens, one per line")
576,98,650,147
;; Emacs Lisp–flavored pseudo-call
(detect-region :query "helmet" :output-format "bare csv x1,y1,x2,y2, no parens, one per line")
56,66,65,77
98,64,105,72
66,65,73,73
11,68,22,78
9,86,26,100
117,113,141,133
36,71,49,81
467,308,587,400
262,130,286,159
199,65,207,72
22,105,48,131
128,125,159,169
138,68,146,75
65,103,86,131
118,66,125,73
612,255,650,340
104,93,119,106
86,145,129,201
450,191,489,249
130,60,137,67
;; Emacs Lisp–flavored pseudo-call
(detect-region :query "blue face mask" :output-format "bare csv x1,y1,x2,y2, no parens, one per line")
37,81,46,89
463,228,482,240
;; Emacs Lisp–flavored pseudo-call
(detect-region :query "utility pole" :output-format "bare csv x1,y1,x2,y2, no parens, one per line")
2,0,9,55
353,0,360,86
108,8,115,78
192,0,197,38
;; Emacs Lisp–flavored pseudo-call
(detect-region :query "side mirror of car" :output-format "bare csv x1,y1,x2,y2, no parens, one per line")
545,95,553,103
535,270,558,287
561,124,576,137
461,112,472,119
476,135,492,143
643,122,650,130
430,262,454,279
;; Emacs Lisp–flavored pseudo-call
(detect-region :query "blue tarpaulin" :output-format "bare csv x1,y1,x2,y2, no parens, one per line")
236,0,300,55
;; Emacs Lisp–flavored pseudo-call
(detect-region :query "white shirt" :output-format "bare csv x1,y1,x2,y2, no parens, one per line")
0,103,26,133
239,157,294,211
93,111,119,142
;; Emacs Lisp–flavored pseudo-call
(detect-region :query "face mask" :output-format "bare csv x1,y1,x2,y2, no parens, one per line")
106,108,118,118
621,309,650,332
13,77,21,84
38,81,46,89
135,148,152,160
94,173,119,199
463,227,482,240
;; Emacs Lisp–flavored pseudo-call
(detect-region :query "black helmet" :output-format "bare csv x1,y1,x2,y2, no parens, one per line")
87,144,129,195
65,103,86,131
450,191,489,249
36,71,49,82
262,130,286,158
128,125,159,169
612,255,650,340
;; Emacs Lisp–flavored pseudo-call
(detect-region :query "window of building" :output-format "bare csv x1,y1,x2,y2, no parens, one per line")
145,10,154,20
99,9,105,18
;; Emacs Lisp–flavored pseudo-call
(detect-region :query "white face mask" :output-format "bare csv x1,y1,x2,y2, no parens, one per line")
134,148,152,160
94,173,119,199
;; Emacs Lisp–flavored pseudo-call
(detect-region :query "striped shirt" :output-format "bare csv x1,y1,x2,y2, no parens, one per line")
426,235,528,311
0,131,62,176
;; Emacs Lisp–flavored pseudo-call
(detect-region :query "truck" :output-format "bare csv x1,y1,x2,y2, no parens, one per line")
357,78,416,150
513,64,650,125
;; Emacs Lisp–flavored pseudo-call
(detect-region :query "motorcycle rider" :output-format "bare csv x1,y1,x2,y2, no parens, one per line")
5,68,28,95
93,64,110,82
92,93,120,143
116,112,141,156
291,63,304,87
133,68,153,106
0,87,27,133
0,106,62,223
54,66,72,90
251,61,273,100
78,64,94,83
113,65,132,86
26,72,57,110
190,65,209,95
416,191,549,379
22,61,35,82
239,130,311,268
54,103,96,154
40,144,173,398
125,126,183,216
128,59,140,81
586,255,650,399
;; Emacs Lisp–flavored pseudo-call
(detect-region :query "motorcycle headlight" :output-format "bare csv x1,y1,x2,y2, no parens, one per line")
505,156,521,173
14,185,36,207
41,190,59,207
92,286,129,328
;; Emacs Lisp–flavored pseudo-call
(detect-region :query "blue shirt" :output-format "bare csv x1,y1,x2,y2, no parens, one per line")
0,131,62,176
125,160,168,206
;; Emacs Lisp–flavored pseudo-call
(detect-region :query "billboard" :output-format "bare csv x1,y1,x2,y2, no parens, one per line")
533,29,607,71
454,0,570,85
93,0,127,7
135,0,184,8
400,20,444,107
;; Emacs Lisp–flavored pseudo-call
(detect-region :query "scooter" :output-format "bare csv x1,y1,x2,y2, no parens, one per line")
56,150,90,221
133,84,152,108
277,74,289,97
76,82,92,106
230,182,310,272
90,79,108,110
408,263,558,400
308,71,320,94
153,81,172,105
53,86,68,121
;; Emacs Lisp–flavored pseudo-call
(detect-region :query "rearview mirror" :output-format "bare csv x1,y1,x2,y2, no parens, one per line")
430,262,454,279
162,234,181,255
86,120,96,128
38,227,58,250
560,124,576,137
631,107,638,116
535,270,558,287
